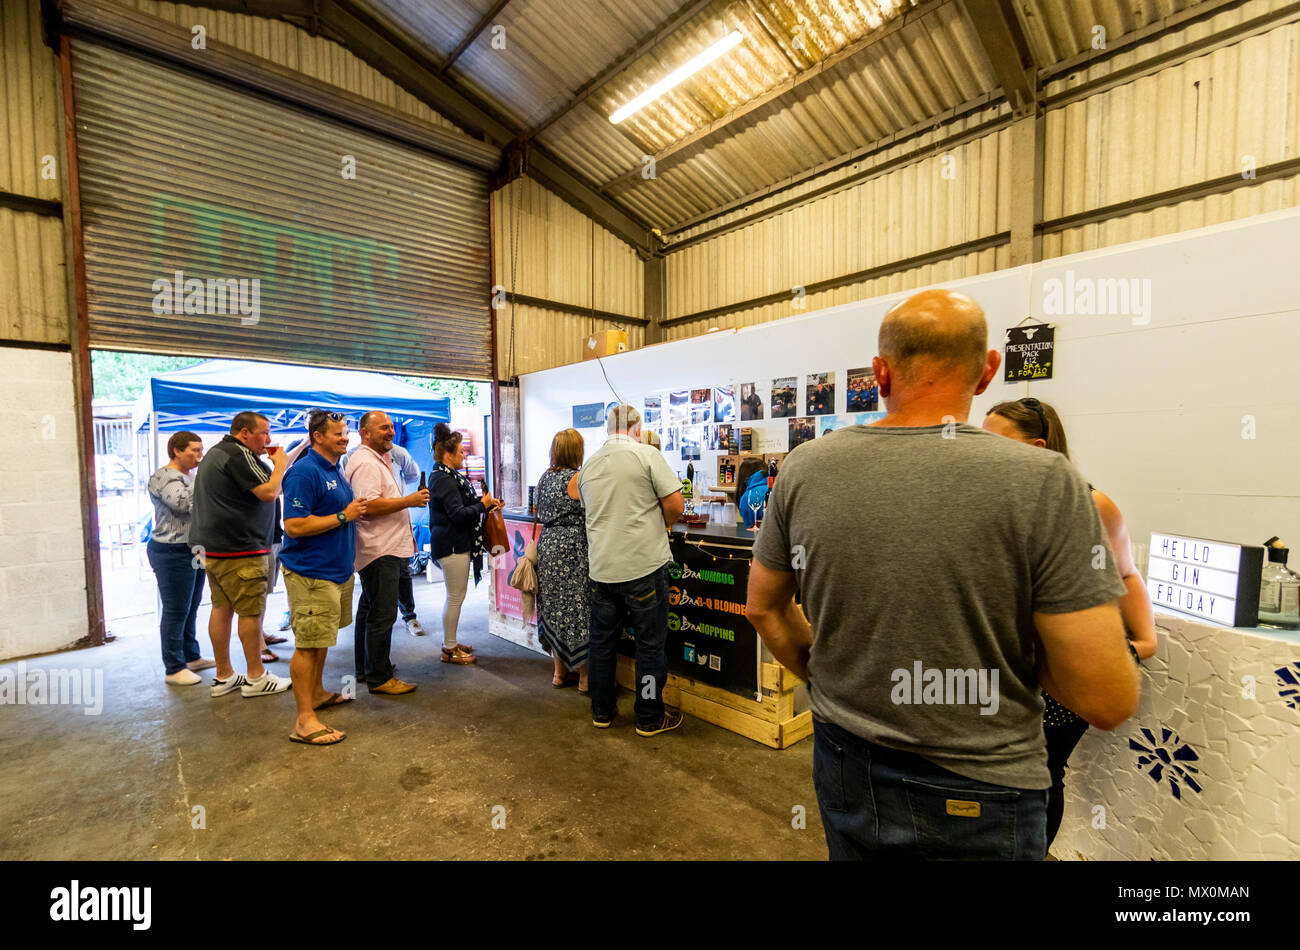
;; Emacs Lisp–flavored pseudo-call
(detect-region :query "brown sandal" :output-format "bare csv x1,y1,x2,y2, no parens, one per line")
261,648,280,663
441,647,476,665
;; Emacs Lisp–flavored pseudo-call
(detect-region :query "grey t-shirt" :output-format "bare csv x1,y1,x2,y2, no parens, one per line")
753,422,1126,790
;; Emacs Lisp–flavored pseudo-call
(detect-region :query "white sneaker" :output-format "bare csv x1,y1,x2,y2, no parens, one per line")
278,610,292,631
166,669,202,686
241,671,291,697
210,673,248,697
406,618,425,637
186,657,216,672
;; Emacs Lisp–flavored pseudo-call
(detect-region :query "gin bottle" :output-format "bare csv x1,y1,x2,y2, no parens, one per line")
1258,537,1300,629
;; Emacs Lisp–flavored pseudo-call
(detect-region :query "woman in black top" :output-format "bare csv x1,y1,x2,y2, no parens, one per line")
983,397,1157,847
429,423,502,665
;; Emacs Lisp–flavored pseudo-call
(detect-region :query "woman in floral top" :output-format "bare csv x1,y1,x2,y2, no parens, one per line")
536,428,590,691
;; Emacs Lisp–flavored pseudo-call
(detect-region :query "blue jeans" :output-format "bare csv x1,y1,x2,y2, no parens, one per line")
813,718,1047,860
588,564,669,726
147,539,205,675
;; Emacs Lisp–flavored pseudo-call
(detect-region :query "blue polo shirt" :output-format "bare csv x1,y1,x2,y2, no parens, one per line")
279,448,356,584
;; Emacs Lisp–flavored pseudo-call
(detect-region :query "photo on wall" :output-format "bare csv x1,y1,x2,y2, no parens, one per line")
855,411,887,426
846,367,879,412
713,385,736,423
771,377,798,418
788,417,816,450
665,426,680,452
806,372,835,415
690,389,713,425
668,391,689,425
739,382,764,421
681,426,703,461
718,424,735,453
705,425,720,451
818,415,842,436
644,394,662,426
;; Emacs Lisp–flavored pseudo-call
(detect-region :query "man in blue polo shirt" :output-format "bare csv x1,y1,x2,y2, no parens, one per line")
280,411,367,747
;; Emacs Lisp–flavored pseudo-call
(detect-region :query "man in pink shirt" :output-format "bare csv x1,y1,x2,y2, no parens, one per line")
345,411,429,696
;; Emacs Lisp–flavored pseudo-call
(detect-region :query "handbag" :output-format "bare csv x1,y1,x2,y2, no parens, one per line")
483,504,509,558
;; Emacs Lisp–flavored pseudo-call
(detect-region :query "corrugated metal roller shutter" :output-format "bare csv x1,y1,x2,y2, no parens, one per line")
69,39,491,379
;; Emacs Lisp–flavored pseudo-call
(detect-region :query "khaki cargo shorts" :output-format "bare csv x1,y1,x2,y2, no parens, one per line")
282,566,354,649
204,554,270,617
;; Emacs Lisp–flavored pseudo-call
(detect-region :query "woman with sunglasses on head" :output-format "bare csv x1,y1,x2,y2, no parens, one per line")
983,397,1158,847
429,423,502,665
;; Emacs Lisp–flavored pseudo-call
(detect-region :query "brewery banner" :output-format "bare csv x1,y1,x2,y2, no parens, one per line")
618,534,761,700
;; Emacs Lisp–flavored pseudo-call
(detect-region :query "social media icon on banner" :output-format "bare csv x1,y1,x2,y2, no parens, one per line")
684,645,696,663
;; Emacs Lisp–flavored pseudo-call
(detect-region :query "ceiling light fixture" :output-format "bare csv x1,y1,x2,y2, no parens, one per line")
610,30,744,124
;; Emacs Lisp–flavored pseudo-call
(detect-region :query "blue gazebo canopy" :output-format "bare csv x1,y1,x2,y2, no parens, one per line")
132,359,453,546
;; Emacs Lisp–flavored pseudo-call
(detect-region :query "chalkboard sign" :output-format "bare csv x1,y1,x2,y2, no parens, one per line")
1004,323,1055,381
617,535,761,700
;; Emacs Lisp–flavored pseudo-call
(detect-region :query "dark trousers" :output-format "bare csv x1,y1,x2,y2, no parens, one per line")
587,565,669,727
1044,718,1090,845
813,718,1048,861
397,570,416,621
147,539,205,675
354,555,401,687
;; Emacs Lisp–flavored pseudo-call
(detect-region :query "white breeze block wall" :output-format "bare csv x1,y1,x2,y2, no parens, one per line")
0,346,89,660
1053,609,1300,860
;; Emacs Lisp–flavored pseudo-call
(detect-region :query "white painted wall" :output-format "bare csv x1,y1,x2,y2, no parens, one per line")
520,207,1300,569
0,346,89,660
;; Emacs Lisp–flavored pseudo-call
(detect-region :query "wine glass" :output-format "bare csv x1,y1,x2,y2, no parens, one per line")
747,495,763,532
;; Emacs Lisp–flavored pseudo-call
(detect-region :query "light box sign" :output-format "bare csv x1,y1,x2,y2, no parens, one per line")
1146,532,1264,627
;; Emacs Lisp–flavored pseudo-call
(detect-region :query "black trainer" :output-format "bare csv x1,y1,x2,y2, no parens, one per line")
636,710,683,737
592,710,615,728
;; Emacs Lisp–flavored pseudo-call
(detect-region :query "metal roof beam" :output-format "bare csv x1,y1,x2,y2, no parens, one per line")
599,0,952,194
438,0,513,75
312,0,662,254
527,0,715,139
960,0,1037,115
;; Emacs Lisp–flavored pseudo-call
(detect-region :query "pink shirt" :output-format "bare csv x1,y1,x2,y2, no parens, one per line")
344,444,415,572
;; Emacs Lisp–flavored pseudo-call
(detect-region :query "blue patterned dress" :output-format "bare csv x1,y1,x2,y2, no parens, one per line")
535,467,590,670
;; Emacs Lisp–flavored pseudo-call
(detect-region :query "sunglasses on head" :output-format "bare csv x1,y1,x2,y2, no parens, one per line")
307,409,345,430
1018,397,1048,435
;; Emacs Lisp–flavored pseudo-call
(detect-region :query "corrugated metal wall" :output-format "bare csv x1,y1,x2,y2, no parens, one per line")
122,0,466,133
492,175,645,378
664,118,1011,336
662,0,1300,343
1042,4,1300,257
0,0,69,345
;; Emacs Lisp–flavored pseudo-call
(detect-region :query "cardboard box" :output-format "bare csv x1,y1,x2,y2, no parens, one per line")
581,329,628,360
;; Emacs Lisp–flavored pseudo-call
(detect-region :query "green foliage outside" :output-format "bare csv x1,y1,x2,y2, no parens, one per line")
91,352,202,402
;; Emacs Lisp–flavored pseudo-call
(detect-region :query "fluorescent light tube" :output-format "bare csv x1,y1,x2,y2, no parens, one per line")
610,30,744,124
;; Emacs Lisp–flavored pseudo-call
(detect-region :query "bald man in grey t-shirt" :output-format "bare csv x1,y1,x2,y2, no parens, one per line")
748,289,1138,861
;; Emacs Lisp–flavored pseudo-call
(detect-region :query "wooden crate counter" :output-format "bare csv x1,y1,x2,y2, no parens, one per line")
487,508,811,749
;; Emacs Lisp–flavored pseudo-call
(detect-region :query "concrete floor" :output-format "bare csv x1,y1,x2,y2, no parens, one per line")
1,576,826,860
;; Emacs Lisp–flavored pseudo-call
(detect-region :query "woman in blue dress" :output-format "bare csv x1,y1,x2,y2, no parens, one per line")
535,428,590,692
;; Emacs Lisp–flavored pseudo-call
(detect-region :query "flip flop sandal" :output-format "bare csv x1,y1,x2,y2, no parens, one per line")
261,649,280,663
441,648,476,665
289,727,346,746
265,634,289,645
552,671,580,688
313,692,353,711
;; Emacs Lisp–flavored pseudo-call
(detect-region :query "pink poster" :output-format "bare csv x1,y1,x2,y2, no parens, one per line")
493,512,541,622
